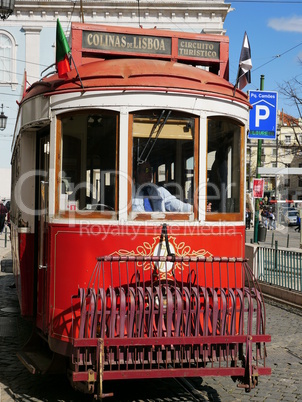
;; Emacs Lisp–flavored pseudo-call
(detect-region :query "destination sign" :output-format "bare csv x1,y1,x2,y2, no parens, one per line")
178,39,220,60
82,31,172,55
82,31,220,60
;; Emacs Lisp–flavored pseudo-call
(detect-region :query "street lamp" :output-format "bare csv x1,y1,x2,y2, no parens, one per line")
0,104,8,130
0,0,15,20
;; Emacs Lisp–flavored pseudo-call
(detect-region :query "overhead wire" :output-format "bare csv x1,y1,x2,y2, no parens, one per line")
0,1,301,96
229,37,302,88
253,42,302,73
0,0,300,147
0,54,50,71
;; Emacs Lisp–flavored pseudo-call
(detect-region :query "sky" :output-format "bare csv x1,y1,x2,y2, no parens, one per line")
225,0,302,117
1,0,302,173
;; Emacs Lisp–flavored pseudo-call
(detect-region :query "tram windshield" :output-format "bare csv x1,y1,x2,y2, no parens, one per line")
57,111,243,220
207,118,242,216
59,112,118,214
131,111,195,216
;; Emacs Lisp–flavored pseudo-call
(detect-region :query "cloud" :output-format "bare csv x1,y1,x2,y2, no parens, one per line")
268,16,302,33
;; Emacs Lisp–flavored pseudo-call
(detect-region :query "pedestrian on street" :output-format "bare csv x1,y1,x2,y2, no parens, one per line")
246,207,251,229
0,200,8,233
268,210,276,230
261,208,269,229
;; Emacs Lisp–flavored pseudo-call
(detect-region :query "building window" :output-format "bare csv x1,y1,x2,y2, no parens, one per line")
272,148,276,156
272,162,277,168
284,178,290,187
285,135,291,144
0,31,17,89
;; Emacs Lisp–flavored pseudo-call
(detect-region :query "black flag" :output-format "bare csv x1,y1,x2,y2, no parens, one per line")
236,32,252,90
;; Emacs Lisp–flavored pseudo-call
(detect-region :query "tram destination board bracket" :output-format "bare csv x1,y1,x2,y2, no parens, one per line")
71,23,229,79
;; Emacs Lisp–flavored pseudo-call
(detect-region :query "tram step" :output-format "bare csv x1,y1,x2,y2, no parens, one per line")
17,350,53,374
17,331,66,375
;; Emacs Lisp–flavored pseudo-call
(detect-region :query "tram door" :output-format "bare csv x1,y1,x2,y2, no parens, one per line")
36,132,50,332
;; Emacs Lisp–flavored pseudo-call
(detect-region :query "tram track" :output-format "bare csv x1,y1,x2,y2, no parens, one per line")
263,293,302,315
172,377,207,401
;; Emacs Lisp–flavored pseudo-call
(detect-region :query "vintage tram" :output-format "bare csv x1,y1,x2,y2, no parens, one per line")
10,23,271,399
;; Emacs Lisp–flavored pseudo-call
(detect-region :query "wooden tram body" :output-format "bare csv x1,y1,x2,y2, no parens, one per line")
11,23,271,399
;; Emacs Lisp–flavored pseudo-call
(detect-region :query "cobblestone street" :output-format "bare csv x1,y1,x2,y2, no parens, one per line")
1,236,302,401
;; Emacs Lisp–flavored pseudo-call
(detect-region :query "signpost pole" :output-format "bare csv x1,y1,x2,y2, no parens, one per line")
253,74,265,243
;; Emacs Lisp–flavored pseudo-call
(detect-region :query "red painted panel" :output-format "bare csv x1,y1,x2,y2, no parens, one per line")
48,223,245,346
16,232,35,317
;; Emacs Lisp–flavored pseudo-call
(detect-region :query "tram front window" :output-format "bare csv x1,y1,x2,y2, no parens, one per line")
207,118,243,216
131,111,195,217
59,112,117,214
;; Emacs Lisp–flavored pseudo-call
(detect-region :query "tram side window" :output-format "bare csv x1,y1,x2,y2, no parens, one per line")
60,112,117,213
207,119,242,214
131,111,195,215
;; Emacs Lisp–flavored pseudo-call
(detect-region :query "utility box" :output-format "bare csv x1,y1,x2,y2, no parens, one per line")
258,222,267,242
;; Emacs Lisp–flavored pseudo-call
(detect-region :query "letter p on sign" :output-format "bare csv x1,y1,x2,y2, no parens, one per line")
255,105,269,127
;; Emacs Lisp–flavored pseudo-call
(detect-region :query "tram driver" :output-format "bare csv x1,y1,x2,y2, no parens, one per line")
132,161,192,213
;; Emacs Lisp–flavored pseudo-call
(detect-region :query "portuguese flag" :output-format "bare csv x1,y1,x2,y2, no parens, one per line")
56,19,71,78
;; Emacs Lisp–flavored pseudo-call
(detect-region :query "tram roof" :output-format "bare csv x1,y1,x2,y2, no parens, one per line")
20,23,249,106
21,58,249,106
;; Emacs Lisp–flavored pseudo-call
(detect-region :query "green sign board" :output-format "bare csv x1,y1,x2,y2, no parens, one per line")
82,31,220,60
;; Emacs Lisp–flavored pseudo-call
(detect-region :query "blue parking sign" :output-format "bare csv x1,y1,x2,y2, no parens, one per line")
249,91,278,140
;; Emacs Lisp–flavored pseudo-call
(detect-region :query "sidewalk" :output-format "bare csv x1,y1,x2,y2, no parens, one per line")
0,231,34,402
246,223,302,249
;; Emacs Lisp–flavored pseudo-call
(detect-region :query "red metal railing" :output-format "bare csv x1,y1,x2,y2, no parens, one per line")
71,256,271,394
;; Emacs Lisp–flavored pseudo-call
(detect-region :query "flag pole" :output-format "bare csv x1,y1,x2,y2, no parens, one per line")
233,70,240,97
70,54,84,89
233,77,238,97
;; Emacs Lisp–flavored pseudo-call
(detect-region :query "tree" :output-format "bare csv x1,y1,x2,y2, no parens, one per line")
279,74,302,151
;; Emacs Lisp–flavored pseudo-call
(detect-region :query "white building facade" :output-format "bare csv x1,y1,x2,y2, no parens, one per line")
247,111,302,202
0,0,232,174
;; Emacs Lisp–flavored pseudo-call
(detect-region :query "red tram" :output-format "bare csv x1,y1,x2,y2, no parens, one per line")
11,23,271,399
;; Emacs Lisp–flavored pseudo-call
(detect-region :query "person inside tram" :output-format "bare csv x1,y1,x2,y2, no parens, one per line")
207,146,228,212
132,161,192,212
